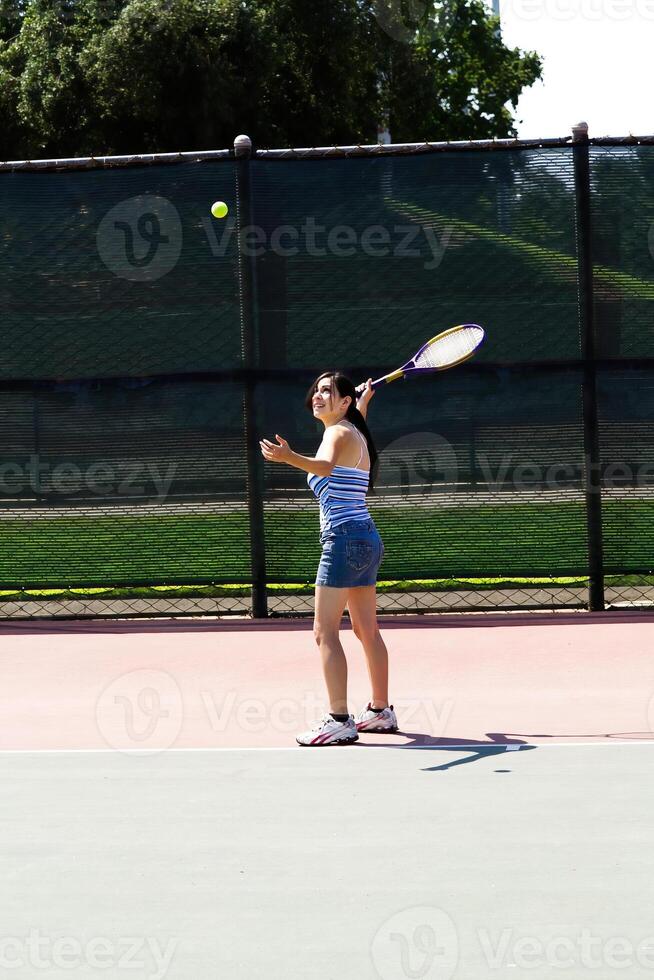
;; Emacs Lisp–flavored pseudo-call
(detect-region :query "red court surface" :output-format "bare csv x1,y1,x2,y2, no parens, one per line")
1,611,652,752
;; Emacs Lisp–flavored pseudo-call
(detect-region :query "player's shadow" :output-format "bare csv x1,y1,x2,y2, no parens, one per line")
398,730,654,769
396,732,537,771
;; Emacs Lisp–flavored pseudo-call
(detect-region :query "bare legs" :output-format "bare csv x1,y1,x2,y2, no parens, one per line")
313,584,389,714
313,586,349,714
347,585,389,709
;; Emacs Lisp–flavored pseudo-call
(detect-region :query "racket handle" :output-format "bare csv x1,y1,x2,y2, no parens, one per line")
371,368,404,390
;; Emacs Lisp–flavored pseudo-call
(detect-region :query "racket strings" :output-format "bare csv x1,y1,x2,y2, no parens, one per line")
415,326,483,370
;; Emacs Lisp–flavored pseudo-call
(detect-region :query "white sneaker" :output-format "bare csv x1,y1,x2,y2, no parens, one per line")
296,714,359,747
355,704,398,733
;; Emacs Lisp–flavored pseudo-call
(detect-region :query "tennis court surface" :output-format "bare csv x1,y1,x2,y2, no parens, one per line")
1,611,653,979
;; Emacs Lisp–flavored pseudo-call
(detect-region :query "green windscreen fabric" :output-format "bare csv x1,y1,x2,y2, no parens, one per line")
0,380,249,588
0,159,248,590
253,148,588,582
0,162,240,379
0,144,650,594
589,147,654,576
251,148,581,368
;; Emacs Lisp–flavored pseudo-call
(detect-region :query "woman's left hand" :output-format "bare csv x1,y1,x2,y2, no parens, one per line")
260,434,292,464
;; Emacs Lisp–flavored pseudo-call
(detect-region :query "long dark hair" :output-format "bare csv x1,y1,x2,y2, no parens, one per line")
305,371,379,492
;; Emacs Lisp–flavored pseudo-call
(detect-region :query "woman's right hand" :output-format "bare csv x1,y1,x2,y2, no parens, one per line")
355,378,375,415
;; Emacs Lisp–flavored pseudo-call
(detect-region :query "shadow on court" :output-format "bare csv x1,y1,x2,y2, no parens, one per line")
419,743,537,771
357,732,537,770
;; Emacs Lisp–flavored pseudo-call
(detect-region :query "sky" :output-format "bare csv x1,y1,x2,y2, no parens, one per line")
492,0,652,140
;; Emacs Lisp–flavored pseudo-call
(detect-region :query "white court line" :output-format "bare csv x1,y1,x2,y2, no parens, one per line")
0,742,652,754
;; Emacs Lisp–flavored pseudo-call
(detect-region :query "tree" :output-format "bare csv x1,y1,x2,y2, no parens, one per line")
0,0,121,157
387,0,542,141
0,0,25,41
0,0,542,158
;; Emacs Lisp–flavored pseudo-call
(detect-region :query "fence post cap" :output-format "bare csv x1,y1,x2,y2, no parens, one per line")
234,134,253,158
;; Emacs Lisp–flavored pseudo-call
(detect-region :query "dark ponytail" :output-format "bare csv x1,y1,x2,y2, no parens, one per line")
306,371,379,492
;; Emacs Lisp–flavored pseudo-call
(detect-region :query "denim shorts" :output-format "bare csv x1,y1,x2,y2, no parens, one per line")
315,518,385,588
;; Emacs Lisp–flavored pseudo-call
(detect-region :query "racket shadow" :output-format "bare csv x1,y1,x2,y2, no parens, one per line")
357,731,536,770
419,742,537,772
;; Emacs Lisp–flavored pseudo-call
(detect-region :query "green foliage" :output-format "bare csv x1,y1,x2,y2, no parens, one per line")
241,0,384,148
84,0,246,153
0,0,122,155
0,0,25,41
0,0,543,157
388,0,542,141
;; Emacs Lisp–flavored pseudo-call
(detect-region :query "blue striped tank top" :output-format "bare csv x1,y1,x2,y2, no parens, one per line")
307,423,371,532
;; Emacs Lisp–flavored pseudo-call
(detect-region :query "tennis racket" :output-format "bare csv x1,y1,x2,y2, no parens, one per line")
366,323,485,390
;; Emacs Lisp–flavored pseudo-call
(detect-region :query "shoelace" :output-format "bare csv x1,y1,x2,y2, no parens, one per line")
313,714,336,731
314,713,350,730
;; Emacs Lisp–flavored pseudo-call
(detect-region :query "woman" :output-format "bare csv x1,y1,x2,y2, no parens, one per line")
259,372,397,746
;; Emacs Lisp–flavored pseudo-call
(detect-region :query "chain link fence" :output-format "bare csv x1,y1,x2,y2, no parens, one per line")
0,132,653,619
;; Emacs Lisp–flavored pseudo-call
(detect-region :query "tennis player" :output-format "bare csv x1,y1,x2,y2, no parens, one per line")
259,372,397,746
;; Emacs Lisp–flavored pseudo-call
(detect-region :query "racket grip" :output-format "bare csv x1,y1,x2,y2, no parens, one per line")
371,368,404,389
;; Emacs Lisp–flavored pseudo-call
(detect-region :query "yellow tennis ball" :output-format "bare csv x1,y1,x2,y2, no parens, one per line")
211,201,229,219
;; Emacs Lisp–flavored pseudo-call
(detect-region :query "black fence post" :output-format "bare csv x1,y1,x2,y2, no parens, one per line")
572,121,605,611
235,134,268,618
